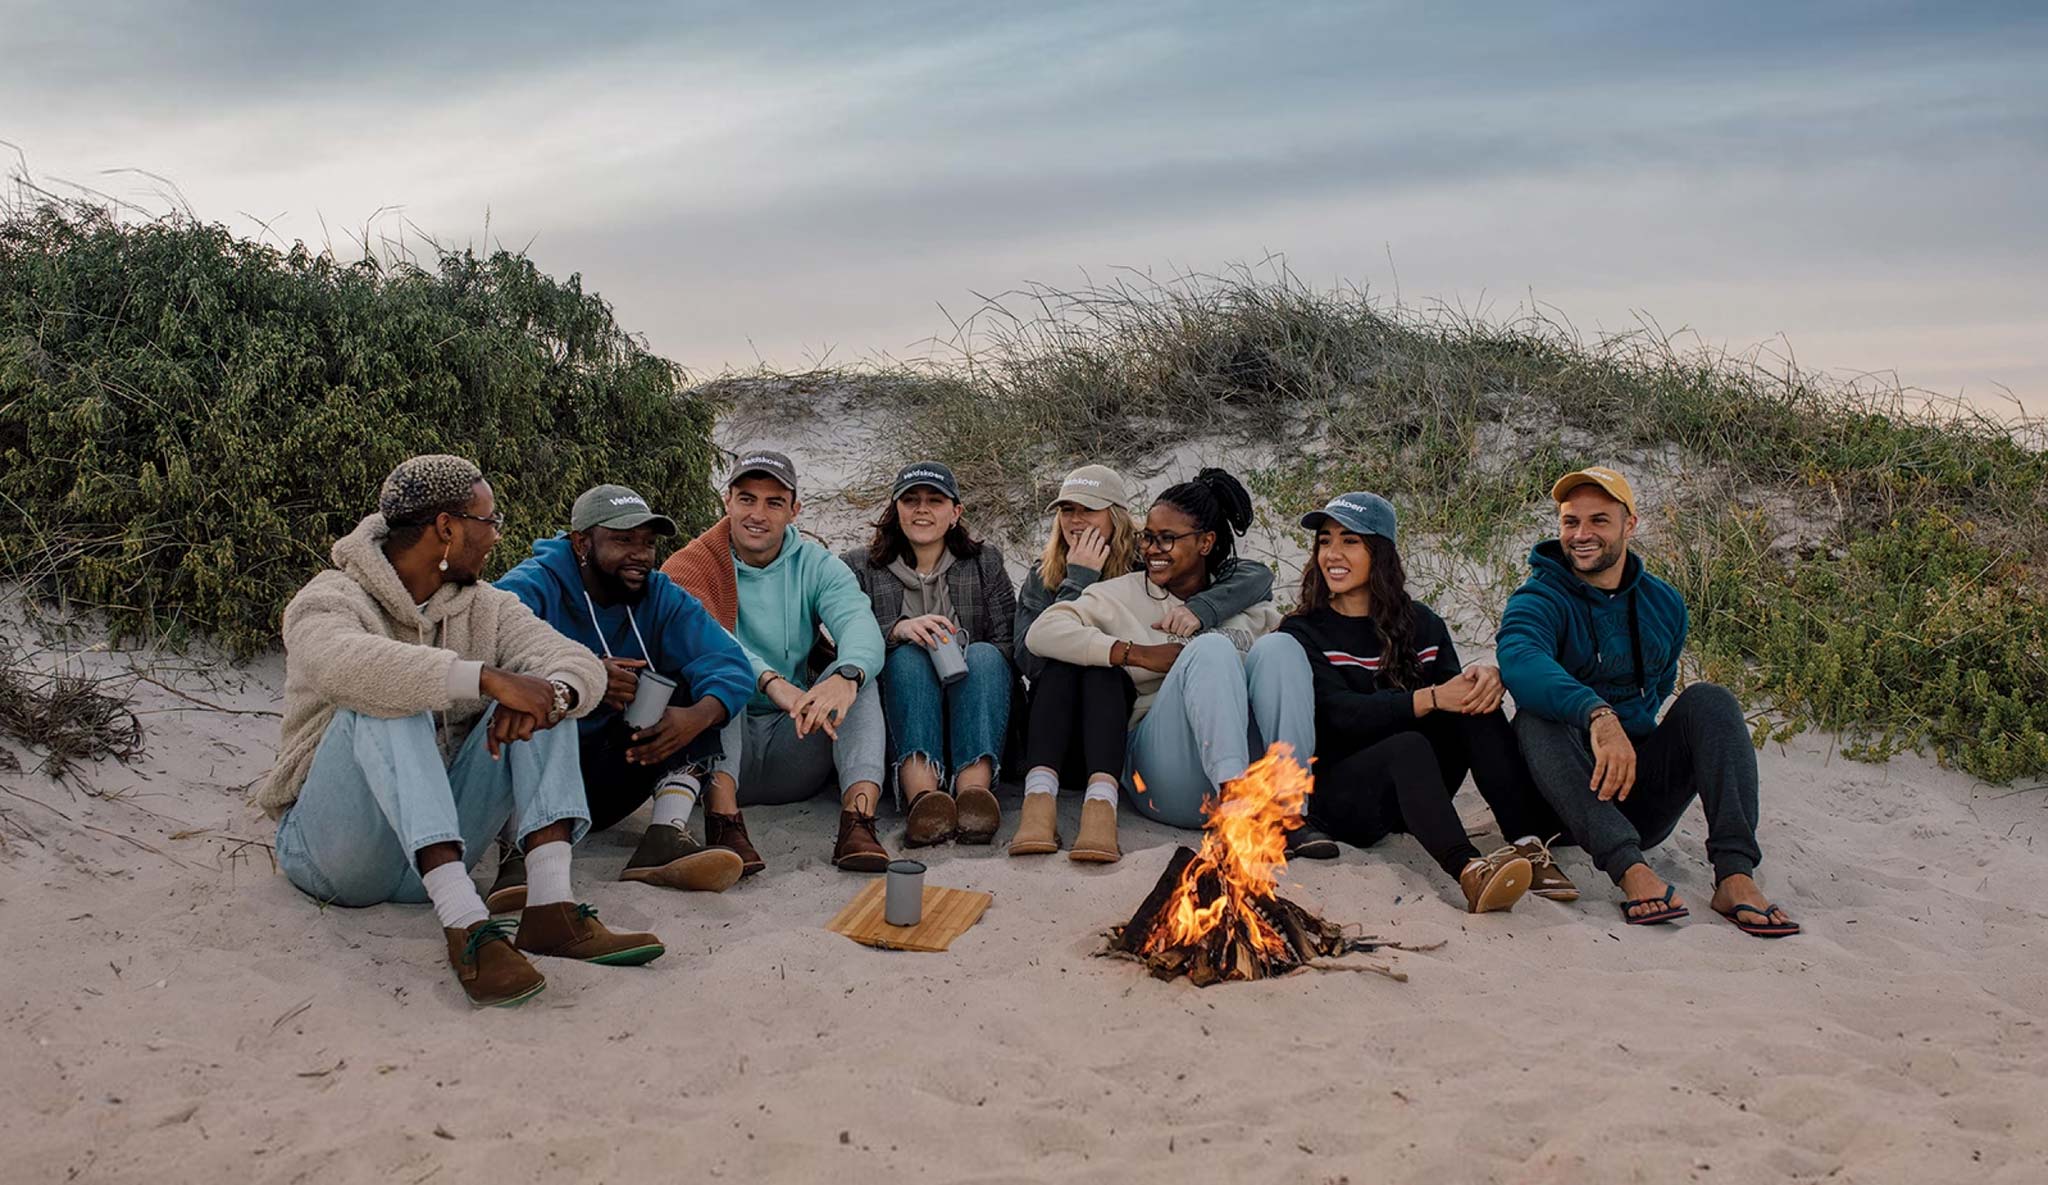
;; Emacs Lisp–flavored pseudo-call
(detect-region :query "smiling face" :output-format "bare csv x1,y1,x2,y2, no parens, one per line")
896,487,961,549
439,480,500,586
576,523,659,602
1557,484,1636,582
1139,501,1211,590
1056,501,1116,547
724,476,798,567
1314,525,1372,597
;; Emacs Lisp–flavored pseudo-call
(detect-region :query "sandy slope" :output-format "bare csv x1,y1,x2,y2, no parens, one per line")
2,633,2044,1185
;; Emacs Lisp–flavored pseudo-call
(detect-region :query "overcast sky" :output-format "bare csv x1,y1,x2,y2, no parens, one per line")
7,1,2045,409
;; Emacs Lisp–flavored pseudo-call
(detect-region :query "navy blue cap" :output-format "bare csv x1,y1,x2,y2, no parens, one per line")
1299,492,1398,544
891,461,960,502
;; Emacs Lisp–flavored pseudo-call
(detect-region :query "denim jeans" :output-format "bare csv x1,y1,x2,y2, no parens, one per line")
880,641,1011,793
713,679,887,807
1127,632,1316,829
274,706,590,907
1514,682,1763,884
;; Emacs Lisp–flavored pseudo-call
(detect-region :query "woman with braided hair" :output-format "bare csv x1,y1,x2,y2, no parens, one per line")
1024,468,1314,859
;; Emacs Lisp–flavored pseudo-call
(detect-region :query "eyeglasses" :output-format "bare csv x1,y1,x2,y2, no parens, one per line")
450,511,505,529
1138,530,1193,551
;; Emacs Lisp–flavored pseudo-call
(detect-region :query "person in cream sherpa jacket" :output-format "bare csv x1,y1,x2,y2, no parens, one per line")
1023,469,1314,857
264,455,663,1009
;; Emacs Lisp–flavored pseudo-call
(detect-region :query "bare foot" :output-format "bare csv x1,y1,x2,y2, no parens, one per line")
1617,862,1684,920
1710,873,1794,928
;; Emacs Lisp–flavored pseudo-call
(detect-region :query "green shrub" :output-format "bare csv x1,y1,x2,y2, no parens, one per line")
0,200,721,657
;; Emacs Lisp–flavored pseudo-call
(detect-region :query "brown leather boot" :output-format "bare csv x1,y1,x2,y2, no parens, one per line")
1007,792,1060,856
619,823,743,892
1459,849,1533,914
1512,835,1580,901
705,809,765,877
445,919,546,1007
903,789,956,847
954,784,1001,845
834,793,890,872
483,842,527,913
514,902,666,966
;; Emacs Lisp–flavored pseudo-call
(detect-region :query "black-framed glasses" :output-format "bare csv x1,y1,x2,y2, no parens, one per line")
1138,529,1192,551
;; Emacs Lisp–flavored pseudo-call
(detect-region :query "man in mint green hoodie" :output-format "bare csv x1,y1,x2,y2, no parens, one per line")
679,451,892,873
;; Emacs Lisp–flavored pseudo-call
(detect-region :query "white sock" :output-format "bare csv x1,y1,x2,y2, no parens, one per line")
523,840,573,908
422,861,489,931
650,771,701,830
1084,777,1120,809
1023,767,1059,798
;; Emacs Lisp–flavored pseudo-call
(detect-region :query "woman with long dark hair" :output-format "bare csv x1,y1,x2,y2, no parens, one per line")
1008,464,1277,859
1024,468,1313,861
842,462,1016,847
1277,492,1574,913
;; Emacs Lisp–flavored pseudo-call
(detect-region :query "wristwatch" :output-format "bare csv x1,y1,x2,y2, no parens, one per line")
547,679,574,725
1587,705,1619,728
832,663,867,690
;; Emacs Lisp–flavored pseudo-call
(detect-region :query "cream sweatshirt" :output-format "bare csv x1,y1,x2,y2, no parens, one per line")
1024,570,1282,725
256,513,606,818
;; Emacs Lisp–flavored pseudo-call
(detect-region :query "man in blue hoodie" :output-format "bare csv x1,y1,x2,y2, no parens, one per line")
490,484,757,906
1498,467,1799,938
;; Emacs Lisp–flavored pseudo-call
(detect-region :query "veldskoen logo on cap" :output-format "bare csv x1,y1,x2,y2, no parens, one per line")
902,469,949,483
1066,477,1102,487
1330,498,1373,514
609,494,648,507
740,454,781,468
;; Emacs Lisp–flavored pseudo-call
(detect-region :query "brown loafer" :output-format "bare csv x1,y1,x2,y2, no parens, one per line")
514,902,665,966
1068,798,1121,864
954,785,1001,844
903,790,956,848
1459,849,1533,914
1007,793,1060,856
1513,835,1580,902
484,842,527,914
705,809,766,877
834,795,891,872
620,823,744,892
445,919,546,1007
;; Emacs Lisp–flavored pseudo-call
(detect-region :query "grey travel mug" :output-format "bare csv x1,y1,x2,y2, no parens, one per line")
925,629,969,686
621,669,678,730
884,859,926,926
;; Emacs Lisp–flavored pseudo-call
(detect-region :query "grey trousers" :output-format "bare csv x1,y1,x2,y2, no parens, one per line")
713,680,887,807
1513,682,1763,885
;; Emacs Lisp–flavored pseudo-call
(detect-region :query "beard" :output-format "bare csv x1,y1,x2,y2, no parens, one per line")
588,560,648,605
1569,539,1626,576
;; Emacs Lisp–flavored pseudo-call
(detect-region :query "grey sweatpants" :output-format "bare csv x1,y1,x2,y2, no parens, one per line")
1513,682,1763,885
714,680,887,807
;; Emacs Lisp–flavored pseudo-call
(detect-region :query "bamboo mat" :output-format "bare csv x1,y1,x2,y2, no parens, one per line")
826,879,993,952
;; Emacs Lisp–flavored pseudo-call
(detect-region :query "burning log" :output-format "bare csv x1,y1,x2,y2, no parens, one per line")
1104,744,1412,987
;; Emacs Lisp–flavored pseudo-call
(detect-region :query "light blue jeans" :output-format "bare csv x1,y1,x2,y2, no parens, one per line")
881,641,1011,794
1126,632,1316,829
274,706,590,907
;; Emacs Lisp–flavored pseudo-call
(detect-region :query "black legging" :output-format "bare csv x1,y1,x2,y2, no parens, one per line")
1024,660,1136,784
1310,709,1561,877
579,714,721,833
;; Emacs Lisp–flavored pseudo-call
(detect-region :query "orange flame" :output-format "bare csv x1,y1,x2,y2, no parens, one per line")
1139,742,1312,959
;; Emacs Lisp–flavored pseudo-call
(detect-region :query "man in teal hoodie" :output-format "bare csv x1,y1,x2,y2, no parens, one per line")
1498,467,1799,938
678,451,892,874
491,484,757,904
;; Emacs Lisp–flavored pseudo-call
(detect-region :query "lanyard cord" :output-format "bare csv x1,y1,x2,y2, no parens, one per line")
581,588,651,661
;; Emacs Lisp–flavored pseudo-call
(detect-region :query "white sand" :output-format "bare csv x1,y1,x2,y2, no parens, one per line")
4,626,2046,1184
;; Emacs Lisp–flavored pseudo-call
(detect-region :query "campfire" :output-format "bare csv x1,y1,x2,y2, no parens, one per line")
1107,743,1426,986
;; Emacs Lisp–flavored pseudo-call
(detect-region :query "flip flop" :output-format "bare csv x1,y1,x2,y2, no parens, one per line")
1621,884,1689,926
1716,902,1801,938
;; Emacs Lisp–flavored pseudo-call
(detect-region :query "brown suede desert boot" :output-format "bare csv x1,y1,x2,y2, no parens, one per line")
704,809,766,876
1459,848,1533,914
954,784,1001,845
1068,798,1121,864
514,902,665,966
445,918,546,1007
834,795,891,872
620,823,743,892
903,789,956,848
1007,793,1060,856
484,842,527,913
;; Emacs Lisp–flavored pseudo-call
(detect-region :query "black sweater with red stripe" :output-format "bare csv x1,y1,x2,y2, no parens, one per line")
1277,603,1462,763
